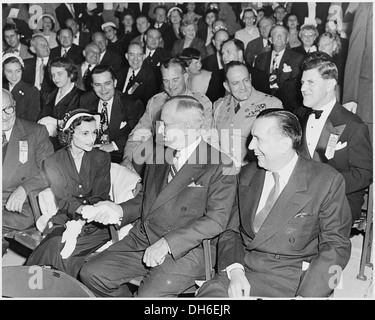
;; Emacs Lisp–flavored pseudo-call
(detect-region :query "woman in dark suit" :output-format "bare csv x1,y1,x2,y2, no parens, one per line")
171,19,207,59
2,54,40,122
38,57,84,151
26,109,112,279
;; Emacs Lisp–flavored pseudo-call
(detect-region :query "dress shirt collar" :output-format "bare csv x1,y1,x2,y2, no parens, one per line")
308,98,336,120
175,136,202,170
3,127,13,141
269,152,299,188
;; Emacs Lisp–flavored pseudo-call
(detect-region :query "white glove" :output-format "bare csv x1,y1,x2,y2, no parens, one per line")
60,220,83,259
81,204,120,225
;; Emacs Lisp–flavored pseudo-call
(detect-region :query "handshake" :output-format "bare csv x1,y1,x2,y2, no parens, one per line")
81,201,123,225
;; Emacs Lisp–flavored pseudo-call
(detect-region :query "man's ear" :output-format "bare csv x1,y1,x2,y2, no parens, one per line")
326,78,337,92
183,72,189,83
223,81,230,93
113,79,118,88
83,50,86,58
125,53,129,61
30,46,36,54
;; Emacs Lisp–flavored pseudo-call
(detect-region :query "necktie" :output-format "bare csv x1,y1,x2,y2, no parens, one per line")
253,172,280,233
129,70,135,83
167,150,181,184
3,131,8,163
309,109,323,119
39,58,45,88
271,53,279,73
99,102,110,144
234,103,240,114
265,40,271,52
11,48,19,53
62,49,67,57
82,64,91,84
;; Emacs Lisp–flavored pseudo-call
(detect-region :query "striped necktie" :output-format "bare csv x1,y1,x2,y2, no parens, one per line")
167,150,181,184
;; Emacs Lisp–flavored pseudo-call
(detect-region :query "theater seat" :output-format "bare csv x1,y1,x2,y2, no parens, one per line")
2,266,95,298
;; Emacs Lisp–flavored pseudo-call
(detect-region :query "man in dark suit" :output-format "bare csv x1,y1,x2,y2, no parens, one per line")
92,31,124,77
80,95,237,297
254,25,304,113
202,29,230,73
49,28,83,65
55,3,86,29
79,65,144,163
152,5,175,52
290,2,331,35
117,42,157,107
296,52,373,224
65,17,91,49
143,28,171,87
23,35,55,96
197,108,352,298
76,43,101,92
244,16,274,68
3,23,33,60
2,89,54,255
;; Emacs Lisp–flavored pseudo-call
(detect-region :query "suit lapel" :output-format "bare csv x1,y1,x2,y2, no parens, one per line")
313,103,346,162
148,142,209,214
3,119,27,185
239,169,264,239
248,157,313,250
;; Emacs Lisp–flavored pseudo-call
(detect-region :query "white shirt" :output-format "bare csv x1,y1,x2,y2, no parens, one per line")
145,48,155,58
61,46,71,57
174,136,202,172
81,61,95,77
270,49,285,72
226,152,299,279
73,31,80,46
3,127,13,142
306,99,336,157
122,68,141,93
216,52,223,70
35,56,49,89
99,50,106,63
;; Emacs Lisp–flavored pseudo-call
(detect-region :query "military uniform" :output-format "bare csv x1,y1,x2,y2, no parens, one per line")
211,89,282,166
123,89,213,163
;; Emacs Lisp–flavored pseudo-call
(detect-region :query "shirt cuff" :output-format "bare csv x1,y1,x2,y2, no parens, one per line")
225,263,245,280
112,141,118,151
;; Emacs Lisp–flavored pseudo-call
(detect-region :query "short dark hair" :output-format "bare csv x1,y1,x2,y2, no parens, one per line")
302,51,338,82
160,57,186,74
48,57,78,82
57,27,74,38
58,108,97,146
223,61,249,81
256,109,302,150
91,64,117,81
3,23,19,36
220,38,244,55
204,8,219,21
179,48,201,67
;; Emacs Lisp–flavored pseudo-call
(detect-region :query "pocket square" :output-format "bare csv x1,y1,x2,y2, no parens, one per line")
293,212,312,219
188,182,203,188
282,63,292,73
120,121,127,129
335,141,347,151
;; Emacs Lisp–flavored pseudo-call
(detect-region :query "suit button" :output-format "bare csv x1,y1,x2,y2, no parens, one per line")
167,226,171,231
21,177,25,181
79,195,83,197
181,207,187,211
83,200,87,204
79,185,82,188
275,254,280,259
289,237,295,243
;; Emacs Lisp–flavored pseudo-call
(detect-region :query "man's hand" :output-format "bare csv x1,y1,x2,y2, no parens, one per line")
5,186,27,213
120,157,136,172
81,201,123,225
94,143,115,153
143,237,170,267
228,268,251,298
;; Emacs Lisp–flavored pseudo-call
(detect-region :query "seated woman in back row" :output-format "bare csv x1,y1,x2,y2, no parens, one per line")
26,109,113,279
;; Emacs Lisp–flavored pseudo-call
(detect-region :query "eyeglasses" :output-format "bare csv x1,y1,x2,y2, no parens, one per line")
2,106,15,115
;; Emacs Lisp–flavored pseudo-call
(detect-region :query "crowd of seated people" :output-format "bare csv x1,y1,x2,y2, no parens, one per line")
2,2,373,299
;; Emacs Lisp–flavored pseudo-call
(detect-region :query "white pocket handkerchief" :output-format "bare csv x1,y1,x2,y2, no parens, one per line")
188,182,203,188
283,63,292,73
120,121,127,129
335,141,347,151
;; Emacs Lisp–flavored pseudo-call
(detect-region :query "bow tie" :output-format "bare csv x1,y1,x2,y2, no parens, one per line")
309,109,323,119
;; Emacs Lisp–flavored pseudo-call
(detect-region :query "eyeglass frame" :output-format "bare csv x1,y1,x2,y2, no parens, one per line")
2,105,15,115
